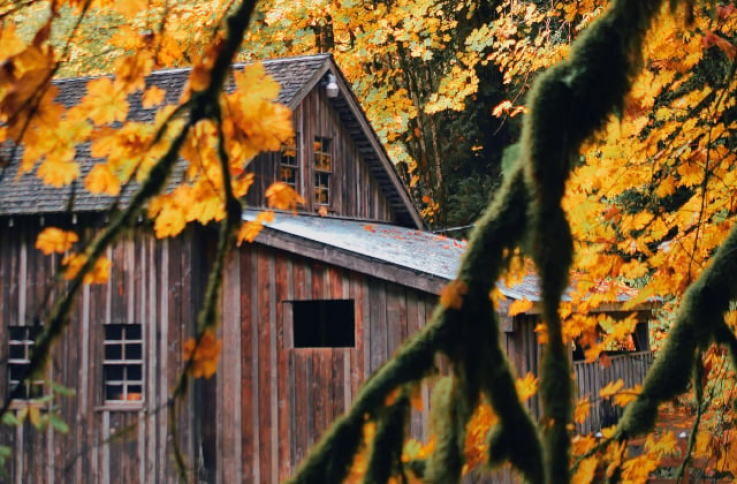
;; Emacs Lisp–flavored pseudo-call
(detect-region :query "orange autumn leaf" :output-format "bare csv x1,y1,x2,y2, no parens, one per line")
572,457,598,484
36,227,78,255
141,85,166,108
264,182,305,211
37,157,80,187
409,384,423,412
574,397,591,424
318,205,329,217
613,384,641,407
62,253,112,284
82,77,129,125
645,430,679,456
515,372,538,402
508,297,533,316
440,279,468,310
385,387,401,406
599,378,624,400
182,329,222,379
84,164,121,196
237,211,274,244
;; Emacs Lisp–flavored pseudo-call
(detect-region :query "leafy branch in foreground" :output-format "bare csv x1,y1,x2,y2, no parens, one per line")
288,1,725,483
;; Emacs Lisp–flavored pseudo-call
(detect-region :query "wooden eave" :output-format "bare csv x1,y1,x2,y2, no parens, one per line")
253,225,447,295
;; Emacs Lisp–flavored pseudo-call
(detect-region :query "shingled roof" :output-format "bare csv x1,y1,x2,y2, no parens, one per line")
0,54,421,226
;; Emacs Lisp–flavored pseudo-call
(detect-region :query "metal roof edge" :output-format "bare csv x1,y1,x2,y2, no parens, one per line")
252,225,448,295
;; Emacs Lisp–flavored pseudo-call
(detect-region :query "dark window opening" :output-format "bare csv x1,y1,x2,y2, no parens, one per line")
103,323,144,402
8,326,44,400
292,299,355,348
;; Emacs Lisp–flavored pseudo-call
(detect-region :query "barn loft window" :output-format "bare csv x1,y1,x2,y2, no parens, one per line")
7,326,44,400
313,137,332,206
292,299,355,348
103,323,144,402
280,136,300,191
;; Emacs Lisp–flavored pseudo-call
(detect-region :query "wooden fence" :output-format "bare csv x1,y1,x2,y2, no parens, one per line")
574,350,655,434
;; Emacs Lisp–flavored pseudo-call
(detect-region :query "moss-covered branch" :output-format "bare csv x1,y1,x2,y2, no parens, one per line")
616,223,737,439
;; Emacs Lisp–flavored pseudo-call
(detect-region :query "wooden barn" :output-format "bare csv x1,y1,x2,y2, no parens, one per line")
0,53,654,483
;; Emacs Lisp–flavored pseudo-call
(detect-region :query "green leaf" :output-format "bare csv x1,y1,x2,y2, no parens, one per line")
49,414,69,434
1,412,19,427
32,394,54,404
50,381,76,397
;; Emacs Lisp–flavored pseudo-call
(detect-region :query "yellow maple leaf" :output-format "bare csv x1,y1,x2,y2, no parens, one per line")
141,85,166,108
35,228,78,255
645,430,679,456
613,384,641,407
236,211,274,245
572,457,598,484
439,279,468,310
515,372,538,402
233,62,281,102
37,157,80,187
62,254,112,284
508,297,533,316
82,77,129,125
574,397,591,424
599,378,624,400
265,182,305,211
182,329,222,379
153,203,187,239
84,164,121,196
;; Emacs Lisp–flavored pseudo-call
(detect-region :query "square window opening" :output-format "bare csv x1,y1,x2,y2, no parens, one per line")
280,136,300,191
313,137,332,206
103,323,144,402
7,326,44,400
292,300,355,348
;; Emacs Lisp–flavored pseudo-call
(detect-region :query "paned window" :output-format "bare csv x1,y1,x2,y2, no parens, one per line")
291,299,355,348
8,326,44,400
313,137,332,206
280,136,300,191
103,324,144,402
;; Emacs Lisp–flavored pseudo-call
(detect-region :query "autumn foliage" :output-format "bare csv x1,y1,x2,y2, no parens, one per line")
4,0,737,482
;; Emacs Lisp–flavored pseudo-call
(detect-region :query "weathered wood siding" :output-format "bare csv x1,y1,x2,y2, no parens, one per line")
0,219,208,483
214,242,435,483
245,88,396,222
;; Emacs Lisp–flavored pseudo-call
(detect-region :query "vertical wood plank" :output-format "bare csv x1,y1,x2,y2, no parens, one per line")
250,248,261,483
221,249,242,483
369,279,388,373
268,253,279,483
257,248,272,484
275,254,291,480
239,246,254,483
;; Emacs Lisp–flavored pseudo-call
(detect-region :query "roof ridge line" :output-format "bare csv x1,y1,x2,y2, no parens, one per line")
52,53,333,85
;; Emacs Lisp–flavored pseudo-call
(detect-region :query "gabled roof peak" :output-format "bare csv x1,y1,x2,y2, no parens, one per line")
0,53,421,227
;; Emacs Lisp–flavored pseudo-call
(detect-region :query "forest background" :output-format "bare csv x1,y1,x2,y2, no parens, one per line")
3,0,737,482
